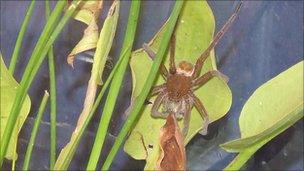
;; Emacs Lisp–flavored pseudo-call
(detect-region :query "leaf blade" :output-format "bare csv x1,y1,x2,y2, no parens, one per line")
221,61,304,170
54,1,120,169
0,54,31,160
125,1,232,168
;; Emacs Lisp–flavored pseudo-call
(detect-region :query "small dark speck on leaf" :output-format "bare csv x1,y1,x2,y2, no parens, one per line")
144,100,153,105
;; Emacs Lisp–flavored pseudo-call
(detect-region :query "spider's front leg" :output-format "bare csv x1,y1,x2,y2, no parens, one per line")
150,84,166,97
142,43,169,79
192,1,243,79
192,70,229,90
189,93,209,135
151,93,168,119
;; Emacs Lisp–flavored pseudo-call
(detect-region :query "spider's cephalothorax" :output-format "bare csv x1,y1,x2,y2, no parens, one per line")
144,2,242,136
158,61,194,120
166,61,193,101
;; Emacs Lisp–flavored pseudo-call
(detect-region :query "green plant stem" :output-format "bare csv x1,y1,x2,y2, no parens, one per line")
86,1,141,170
101,1,184,170
22,91,49,171
11,119,20,171
54,1,120,169
8,0,36,74
53,46,131,170
0,1,80,166
45,0,57,168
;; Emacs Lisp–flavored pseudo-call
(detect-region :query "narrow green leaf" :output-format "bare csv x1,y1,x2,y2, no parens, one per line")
54,2,120,169
11,119,19,171
9,0,36,74
102,1,184,170
53,46,131,171
220,104,303,152
86,1,140,170
0,1,80,165
221,61,304,170
45,0,58,168
22,91,49,171
124,1,232,169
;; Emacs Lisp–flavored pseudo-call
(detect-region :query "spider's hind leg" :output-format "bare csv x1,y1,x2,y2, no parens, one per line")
190,93,210,135
182,100,192,137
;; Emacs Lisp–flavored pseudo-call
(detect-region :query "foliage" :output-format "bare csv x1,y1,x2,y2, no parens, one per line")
124,1,232,169
0,55,31,160
221,61,304,170
54,1,120,170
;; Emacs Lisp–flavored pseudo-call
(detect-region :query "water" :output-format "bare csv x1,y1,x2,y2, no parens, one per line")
1,1,303,170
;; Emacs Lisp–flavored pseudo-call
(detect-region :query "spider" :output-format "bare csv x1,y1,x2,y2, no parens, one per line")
143,2,243,136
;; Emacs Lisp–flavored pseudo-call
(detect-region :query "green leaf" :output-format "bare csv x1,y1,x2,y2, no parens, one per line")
220,61,304,170
0,53,31,160
23,91,49,171
124,1,232,169
67,1,103,69
54,1,120,170
0,2,79,165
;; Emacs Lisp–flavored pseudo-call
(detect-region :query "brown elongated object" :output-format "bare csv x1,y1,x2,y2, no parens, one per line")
156,113,186,171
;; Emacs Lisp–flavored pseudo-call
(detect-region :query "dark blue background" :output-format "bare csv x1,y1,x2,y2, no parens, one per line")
1,1,303,170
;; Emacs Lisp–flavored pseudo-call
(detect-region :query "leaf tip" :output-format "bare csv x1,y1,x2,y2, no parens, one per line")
67,55,75,68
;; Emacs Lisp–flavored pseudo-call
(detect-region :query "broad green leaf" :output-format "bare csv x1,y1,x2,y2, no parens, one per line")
54,1,120,170
221,61,304,170
124,1,232,169
0,54,31,160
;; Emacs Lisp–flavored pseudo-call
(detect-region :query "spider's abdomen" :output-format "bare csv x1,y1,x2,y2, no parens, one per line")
166,74,191,101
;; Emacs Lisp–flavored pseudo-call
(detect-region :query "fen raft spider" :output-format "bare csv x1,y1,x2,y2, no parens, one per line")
144,2,243,136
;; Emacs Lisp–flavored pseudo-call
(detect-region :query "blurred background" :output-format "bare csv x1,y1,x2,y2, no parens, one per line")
1,1,303,170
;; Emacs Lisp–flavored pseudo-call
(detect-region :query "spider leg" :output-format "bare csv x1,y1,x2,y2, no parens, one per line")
127,85,165,118
182,98,192,136
150,84,166,97
192,70,229,89
151,93,168,119
190,93,209,135
169,34,177,74
192,1,243,79
142,43,169,79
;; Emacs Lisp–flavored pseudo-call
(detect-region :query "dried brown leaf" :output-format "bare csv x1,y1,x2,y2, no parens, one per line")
67,0,103,67
156,114,186,171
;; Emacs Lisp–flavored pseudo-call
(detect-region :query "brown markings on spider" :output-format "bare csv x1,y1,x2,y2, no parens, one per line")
144,2,243,136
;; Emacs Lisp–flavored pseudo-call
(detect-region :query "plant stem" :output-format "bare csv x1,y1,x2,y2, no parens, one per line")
22,91,49,171
45,0,57,168
0,1,80,166
9,0,36,74
11,119,20,171
54,1,119,169
101,1,184,170
86,1,141,170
